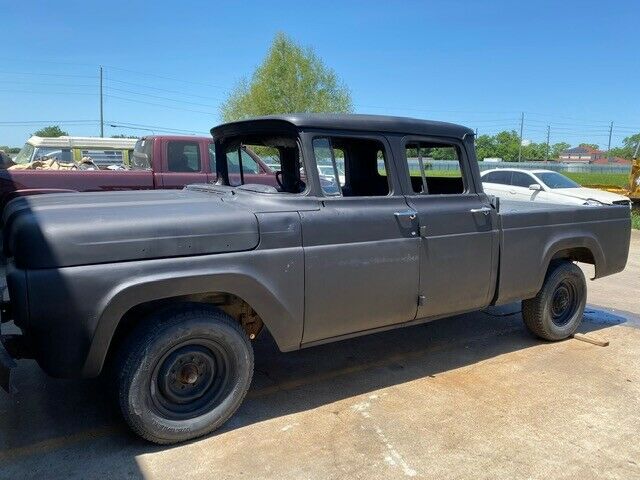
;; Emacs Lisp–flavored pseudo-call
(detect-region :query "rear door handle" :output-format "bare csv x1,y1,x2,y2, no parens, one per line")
394,210,417,221
394,210,419,236
470,206,492,215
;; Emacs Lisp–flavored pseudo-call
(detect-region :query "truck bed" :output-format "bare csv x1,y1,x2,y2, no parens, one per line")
494,199,631,305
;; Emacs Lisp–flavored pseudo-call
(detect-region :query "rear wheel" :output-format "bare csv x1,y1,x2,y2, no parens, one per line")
522,261,586,341
116,305,253,444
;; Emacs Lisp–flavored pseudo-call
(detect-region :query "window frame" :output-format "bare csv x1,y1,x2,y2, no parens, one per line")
400,136,473,196
309,132,396,199
214,134,310,196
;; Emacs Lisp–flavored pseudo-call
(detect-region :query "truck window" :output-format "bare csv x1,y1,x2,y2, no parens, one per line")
221,136,305,193
80,149,122,167
208,143,215,172
226,148,260,175
405,142,464,195
167,141,201,172
132,139,152,170
312,137,390,197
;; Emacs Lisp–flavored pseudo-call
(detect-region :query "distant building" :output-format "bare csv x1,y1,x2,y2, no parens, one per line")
558,145,604,163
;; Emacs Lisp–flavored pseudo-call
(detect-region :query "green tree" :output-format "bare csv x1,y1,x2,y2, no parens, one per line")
111,134,138,139
221,32,352,121
609,133,640,158
579,143,599,150
0,145,20,154
550,142,570,159
32,125,68,137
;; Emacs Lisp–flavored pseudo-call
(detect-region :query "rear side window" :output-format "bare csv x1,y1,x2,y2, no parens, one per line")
312,137,390,197
167,141,201,173
483,170,511,185
404,142,464,194
511,172,534,188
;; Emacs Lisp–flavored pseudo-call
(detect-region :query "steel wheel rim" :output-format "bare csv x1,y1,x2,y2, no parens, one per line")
150,339,233,420
550,280,577,327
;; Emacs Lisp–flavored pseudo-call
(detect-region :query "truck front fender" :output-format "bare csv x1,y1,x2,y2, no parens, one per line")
81,257,304,377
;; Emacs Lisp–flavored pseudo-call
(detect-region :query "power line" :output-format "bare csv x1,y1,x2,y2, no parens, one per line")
0,119,97,124
106,77,224,101
105,86,220,108
0,70,95,78
103,65,231,90
0,89,96,96
104,94,216,115
108,121,209,135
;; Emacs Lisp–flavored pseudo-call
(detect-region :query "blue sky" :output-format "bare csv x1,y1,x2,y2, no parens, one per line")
1,0,639,147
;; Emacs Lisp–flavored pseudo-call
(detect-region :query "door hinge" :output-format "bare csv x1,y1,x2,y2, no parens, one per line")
417,295,426,306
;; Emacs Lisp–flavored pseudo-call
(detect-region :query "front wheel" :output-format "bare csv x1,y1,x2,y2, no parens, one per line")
522,261,586,341
116,305,254,444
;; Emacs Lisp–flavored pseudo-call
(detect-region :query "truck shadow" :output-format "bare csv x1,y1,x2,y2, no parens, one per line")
0,302,632,478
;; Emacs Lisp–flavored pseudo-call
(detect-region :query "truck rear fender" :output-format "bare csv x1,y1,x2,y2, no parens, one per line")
495,231,603,305
541,236,603,283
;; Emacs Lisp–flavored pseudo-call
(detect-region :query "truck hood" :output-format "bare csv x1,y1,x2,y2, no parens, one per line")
3,189,259,269
551,187,630,204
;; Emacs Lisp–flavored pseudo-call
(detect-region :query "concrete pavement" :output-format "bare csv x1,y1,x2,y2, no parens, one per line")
0,232,639,479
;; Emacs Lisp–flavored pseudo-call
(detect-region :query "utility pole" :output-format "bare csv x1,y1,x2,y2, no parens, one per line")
518,112,524,162
606,121,613,161
545,125,550,162
99,66,104,137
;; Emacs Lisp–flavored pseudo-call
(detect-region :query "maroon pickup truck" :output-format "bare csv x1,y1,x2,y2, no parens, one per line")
0,135,277,209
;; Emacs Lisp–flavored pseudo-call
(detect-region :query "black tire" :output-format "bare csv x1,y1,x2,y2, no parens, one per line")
522,261,586,341
116,304,254,444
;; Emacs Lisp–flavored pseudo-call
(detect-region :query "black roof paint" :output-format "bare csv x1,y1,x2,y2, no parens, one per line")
211,113,474,140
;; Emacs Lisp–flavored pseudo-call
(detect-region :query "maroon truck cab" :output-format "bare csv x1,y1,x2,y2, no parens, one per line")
0,135,277,210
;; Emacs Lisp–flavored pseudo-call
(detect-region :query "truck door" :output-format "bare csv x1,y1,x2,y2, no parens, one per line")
401,138,499,319
300,135,420,345
160,139,208,188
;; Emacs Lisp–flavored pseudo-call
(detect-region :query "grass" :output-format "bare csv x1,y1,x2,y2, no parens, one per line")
632,210,640,230
415,170,630,188
562,172,629,188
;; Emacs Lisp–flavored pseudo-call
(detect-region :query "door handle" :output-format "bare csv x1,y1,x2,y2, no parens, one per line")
394,210,417,221
470,206,492,216
394,210,419,236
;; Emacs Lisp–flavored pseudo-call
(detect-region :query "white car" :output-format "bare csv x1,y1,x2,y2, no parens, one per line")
481,168,631,207
317,164,346,185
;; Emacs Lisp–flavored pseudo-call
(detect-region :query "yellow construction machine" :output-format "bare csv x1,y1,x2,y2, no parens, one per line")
629,141,640,202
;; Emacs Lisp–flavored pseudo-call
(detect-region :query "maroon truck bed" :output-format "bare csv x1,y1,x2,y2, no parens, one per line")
0,135,277,209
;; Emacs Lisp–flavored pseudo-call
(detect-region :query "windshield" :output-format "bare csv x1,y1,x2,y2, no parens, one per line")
536,172,580,189
14,143,34,164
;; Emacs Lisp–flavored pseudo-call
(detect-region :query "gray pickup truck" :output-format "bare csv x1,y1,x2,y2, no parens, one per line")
0,114,631,444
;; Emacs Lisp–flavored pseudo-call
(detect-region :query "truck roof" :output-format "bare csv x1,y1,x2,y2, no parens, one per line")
211,114,474,140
